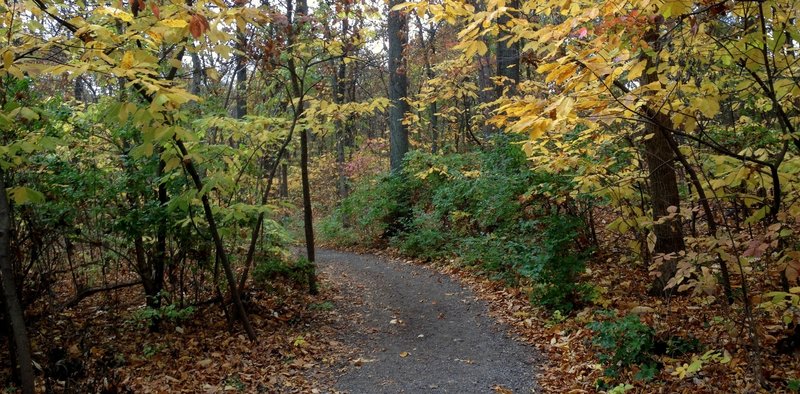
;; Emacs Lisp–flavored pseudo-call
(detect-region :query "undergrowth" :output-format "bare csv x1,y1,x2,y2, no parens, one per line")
321,136,594,313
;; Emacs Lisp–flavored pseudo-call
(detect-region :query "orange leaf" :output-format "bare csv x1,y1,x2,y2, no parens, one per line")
150,2,160,19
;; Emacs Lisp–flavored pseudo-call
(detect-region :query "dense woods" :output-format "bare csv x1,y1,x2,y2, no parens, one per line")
1,0,800,392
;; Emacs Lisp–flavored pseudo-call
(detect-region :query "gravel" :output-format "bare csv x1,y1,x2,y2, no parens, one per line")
317,249,539,394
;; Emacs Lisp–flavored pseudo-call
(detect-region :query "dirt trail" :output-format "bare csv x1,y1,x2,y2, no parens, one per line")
317,249,538,394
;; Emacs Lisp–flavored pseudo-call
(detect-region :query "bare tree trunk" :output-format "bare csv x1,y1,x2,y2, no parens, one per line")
388,0,410,171
279,163,288,198
641,27,685,295
152,159,168,312
74,76,84,102
0,170,35,394
333,36,350,199
190,52,205,95
300,125,318,294
496,0,520,97
233,32,248,120
289,0,318,295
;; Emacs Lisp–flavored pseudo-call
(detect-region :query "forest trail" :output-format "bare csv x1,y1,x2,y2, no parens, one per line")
316,249,539,394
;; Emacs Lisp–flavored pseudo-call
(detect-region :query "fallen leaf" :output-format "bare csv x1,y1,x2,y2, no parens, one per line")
630,306,655,314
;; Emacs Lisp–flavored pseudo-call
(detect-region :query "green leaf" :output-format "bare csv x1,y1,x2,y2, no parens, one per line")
18,107,39,121
130,142,154,159
8,186,45,204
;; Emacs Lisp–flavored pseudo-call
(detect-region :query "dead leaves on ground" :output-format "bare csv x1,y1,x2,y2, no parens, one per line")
12,275,348,393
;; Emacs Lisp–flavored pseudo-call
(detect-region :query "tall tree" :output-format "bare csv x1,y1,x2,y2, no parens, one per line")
640,25,685,294
495,0,520,97
333,10,351,199
388,0,410,171
288,0,319,294
0,171,35,394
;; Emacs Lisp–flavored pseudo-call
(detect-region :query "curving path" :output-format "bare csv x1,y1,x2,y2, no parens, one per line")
317,249,539,394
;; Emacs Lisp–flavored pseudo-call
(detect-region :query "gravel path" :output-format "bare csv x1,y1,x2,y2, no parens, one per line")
317,249,539,394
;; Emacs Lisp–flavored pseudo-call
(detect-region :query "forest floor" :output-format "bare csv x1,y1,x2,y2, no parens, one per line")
11,244,789,392
315,248,539,393
3,248,540,393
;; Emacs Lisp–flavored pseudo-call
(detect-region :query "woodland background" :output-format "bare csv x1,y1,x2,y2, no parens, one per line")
1,0,800,392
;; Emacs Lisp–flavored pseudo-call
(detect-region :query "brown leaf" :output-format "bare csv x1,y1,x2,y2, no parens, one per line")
493,385,513,394
189,15,209,39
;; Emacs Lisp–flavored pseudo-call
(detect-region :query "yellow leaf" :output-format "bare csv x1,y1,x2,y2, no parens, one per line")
627,59,647,81
164,157,182,172
475,40,488,56
530,118,552,139
693,97,720,118
662,0,691,18
556,97,574,119
97,6,133,22
3,50,13,69
120,51,134,69
161,19,189,28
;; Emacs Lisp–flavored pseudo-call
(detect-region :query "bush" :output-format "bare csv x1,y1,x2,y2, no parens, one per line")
393,210,452,260
253,256,313,290
322,172,412,245
318,214,360,246
589,313,658,381
131,303,195,328
323,136,593,311
524,215,592,313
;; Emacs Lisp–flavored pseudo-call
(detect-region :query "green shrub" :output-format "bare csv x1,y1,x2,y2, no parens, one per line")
458,235,531,283
253,256,313,289
664,335,703,357
393,210,452,260
131,303,196,328
328,172,412,244
589,313,658,381
788,378,800,392
520,215,591,312
324,136,593,312
318,213,360,245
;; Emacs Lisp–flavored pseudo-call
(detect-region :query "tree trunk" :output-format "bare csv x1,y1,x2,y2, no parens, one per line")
300,126,318,295
495,0,520,97
0,171,35,394
152,159,168,312
233,33,247,120
74,76,84,102
190,52,205,95
641,28,685,295
334,45,350,200
279,163,288,198
388,0,410,171
175,140,258,340
289,0,318,295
